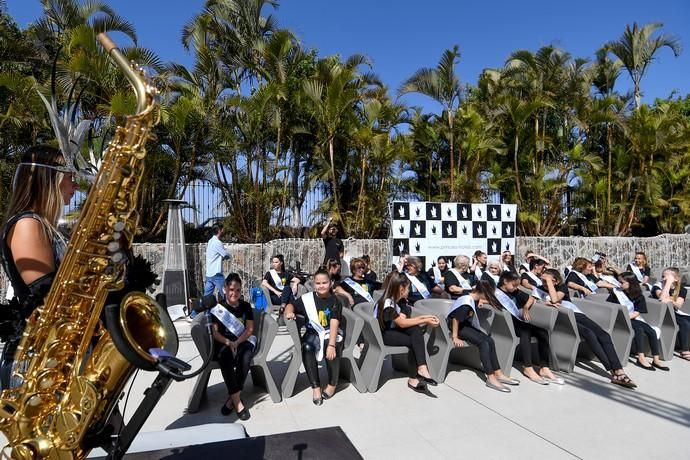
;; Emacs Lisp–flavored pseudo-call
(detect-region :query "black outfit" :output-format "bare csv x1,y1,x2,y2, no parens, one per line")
444,271,477,300
480,272,499,288
364,270,378,284
0,212,65,390
212,300,255,395
651,284,689,351
448,301,500,373
503,289,551,367
379,298,427,378
406,272,437,305
292,293,344,388
606,292,660,356
626,264,650,280
520,272,541,289
565,271,599,296
338,277,376,305
539,284,622,370
426,267,448,285
323,236,343,264
263,270,293,305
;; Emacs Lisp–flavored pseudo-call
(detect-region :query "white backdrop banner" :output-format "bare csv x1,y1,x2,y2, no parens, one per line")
390,201,518,270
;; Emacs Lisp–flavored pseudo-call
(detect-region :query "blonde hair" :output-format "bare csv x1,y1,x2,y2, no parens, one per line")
571,257,591,273
663,267,682,301
4,145,67,244
453,255,470,270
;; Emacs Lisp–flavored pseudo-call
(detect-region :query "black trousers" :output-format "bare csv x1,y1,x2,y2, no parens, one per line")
512,317,551,368
574,313,622,371
382,326,427,378
458,325,500,373
630,320,660,356
216,341,255,395
675,313,690,351
0,338,19,391
302,332,343,388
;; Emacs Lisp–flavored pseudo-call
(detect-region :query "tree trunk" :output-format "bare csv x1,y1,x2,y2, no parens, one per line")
513,133,523,203
448,109,455,199
329,137,341,220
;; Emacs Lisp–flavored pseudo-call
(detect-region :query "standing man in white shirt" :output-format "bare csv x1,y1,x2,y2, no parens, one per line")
205,224,229,297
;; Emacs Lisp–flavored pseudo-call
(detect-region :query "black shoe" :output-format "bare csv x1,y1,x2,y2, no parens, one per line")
652,362,670,371
237,407,251,420
312,395,323,406
321,390,334,400
407,381,427,393
416,373,438,386
634,360,656,371
220,401,233,416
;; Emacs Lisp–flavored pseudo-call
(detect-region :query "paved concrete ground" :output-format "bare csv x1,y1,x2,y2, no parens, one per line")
2,319,690,459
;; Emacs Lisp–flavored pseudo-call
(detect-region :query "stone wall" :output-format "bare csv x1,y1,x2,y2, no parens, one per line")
2,234,689,300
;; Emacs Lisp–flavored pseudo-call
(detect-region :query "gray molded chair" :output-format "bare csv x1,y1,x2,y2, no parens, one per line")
572,298,633,367
281,309,364,398
261,285,281,315
339,307,367,392
528,301,581,372
280,314,305,398
639,297,678,361
353,302,411,392
413,299,518,378
187,309,281,413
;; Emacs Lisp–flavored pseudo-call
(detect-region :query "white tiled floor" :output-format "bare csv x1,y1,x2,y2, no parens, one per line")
2,319,690,459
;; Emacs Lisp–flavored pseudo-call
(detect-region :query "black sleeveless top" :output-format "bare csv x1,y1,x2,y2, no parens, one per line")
1,212,66,306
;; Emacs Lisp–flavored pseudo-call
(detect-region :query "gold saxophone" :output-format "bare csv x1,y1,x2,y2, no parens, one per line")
0,33,177,459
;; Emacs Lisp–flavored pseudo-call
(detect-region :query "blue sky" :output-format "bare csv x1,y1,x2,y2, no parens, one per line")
7,0,690,112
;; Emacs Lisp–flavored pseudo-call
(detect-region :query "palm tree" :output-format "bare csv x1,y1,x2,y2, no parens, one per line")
399,45,462,198
605,22,681,109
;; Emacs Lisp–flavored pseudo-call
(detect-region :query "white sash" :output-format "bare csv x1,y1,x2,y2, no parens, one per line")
600,274,621,287
526,271,543,287
520,262,530,273
571,270,598,292
210,304,257,347
449,268,472,290
532,287,582,314
449,294,480,329
495,288,523,322
405,273,430,299
303,292,342,361
629,263,644,282
432,266,444,287
474,266,484,281
269,269,285,290
343,277,374,303
484,272,499,284
612,289,661,338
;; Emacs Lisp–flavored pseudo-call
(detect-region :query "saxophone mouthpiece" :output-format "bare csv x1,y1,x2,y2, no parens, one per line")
97,33,118,54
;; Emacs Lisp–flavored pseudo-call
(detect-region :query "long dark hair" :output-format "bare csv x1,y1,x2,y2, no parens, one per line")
271,254,286,272
474,278,502,310
618,271,642,299
376,272,410,329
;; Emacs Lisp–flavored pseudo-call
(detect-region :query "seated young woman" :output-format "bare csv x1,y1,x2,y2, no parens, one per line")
403,256,443,305
627,252,651,289
495,272,563,385
471,250,488,280
444,255,477,300
325,258,342,287
565,257,616,298
520,258,547,290
651,267,690,362
607,272,669,371
448,279,520,392
284,268,345,405
427,256,449,289
480,260,502,287
518,250,551,274
375,272,440,393
210,273,255,420
335,257,377,307
261,254,300,307
501,250,517,274
361,254,379,286
538,268,637,388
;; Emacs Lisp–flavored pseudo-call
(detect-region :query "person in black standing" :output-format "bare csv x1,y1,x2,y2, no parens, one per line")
211,273,255,420
321,217,343,265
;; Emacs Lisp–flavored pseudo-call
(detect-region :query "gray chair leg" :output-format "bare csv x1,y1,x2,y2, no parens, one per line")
551,309,581,373
280,317,304,399
187,363,216,414
340,308,367,392
250,311,281,403
487,309,519,376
